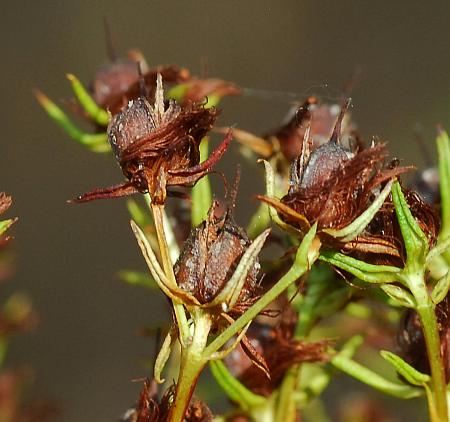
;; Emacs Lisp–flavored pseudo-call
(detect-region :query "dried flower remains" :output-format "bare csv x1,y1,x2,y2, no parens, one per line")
74,74,232,204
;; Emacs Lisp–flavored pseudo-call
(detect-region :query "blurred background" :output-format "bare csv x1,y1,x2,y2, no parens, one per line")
0,1,449,420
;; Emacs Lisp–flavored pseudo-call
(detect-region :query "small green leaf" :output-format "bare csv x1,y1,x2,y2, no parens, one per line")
426,236,450,267
381,284,416,308
191,137,212,227
319,251,400,284
380,350,430,386
66,73,109,126
331,350,423,399
323,180,393,241
437,130,450,240
431,271,450,304
154,326,176,384
392,181,429,269
118,270,157,290
209,360,266,411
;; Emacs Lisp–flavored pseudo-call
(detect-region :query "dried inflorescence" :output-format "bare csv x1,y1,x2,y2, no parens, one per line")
260,101,410,257
74,74,232,204
174,201,260,315
225,305,328,396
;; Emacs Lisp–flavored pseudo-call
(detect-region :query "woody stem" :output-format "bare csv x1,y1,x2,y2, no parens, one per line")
151,203,190,344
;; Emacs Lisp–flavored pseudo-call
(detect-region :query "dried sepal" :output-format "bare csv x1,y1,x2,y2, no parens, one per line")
130,219,200,306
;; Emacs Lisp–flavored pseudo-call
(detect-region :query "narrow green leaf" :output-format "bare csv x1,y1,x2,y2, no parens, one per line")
381,284,416,308
118,270,157,290
392,181,429,267
319,251,400,283
323,180,393,241
191,137,212,227
209,360,266,411
437,130,450,240
331,352,423,399
66,73,109,126
431,271,450,304
34,90,110,152
426,236,450,267
380,350,430,386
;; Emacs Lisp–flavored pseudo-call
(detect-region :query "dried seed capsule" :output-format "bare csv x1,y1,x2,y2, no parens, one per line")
174,202,259,308
73,75,231,204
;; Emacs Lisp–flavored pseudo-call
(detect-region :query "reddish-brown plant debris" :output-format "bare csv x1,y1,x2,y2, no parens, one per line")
264,96,360,162
178,78,242,105
73,74,232,204
225,305,329,396
91,52,190,115
122,380,213,422
0,193,12,216
259,101,410,256
397,293,450,383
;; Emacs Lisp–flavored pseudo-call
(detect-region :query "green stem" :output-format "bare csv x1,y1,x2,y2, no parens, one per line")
416,294,448,421
151,203,190,345
405,273,448,421
275,268,329,422
167,313,211,422
275,365,301,422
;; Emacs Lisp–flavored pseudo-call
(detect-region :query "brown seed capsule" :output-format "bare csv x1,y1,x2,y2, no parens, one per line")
73,75,232,205
174,201,259,309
